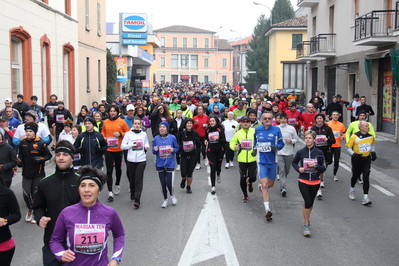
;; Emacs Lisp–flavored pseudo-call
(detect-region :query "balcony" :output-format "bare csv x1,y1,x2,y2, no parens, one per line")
354,10,397,46
309,34,336,58
296,41,319,61
297,0,318,8
393,2,399,36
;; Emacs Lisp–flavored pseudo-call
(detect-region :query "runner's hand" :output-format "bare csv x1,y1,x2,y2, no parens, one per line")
61,250,75,262
371,152,377,161
39,216,51,228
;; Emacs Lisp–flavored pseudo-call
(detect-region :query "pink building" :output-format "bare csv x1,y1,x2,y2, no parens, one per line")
230,36,252,85
153,25,233,85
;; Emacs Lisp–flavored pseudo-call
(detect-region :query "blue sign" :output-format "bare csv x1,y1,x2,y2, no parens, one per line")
122,33,147,39
122,39,148,45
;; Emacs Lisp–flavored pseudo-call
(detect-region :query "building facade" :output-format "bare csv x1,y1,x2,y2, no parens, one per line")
0,0,79,112
266,15,307,92
153,25,233,85
230,36,252,86
297,0,399,140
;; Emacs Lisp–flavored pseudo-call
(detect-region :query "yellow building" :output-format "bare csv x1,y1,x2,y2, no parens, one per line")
265,15,307,92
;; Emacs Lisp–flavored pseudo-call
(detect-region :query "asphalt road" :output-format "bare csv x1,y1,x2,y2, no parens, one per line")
8,141,399,266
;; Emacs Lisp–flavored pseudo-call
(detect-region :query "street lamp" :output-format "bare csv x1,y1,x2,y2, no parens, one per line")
230,29,242,84
253,2,272,26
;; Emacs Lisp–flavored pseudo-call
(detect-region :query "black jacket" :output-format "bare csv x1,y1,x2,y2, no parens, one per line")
74,130,107,168
178,129,201,155
292,145,326,181
150,108,174,137
206,126,226,151
169,118,185,137
53,107,73,127
0,185,21,243
0,142,17,183
310,124,336,148
17,137,52,179
12,101,30,118
33,166,80,246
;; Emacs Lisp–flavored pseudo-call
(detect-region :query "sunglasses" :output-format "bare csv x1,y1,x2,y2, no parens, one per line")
263,117,272,120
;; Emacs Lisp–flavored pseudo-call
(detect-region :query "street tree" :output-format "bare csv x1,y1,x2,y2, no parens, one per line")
106,48,117,103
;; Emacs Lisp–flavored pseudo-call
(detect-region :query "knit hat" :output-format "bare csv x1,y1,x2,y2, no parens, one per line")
84,116,96,127
354,93,360,98
159,121,169,129
25,110,37,121
247,108,257,117
24,122,38,134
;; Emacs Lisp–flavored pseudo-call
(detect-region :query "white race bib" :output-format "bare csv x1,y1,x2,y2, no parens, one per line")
241,139,252,150
258,142,271,153
74,223,105,254
183,141,194,152
159,145,172,158
208,131,219,143
303,158,317,173
358,143,371,153
315,135,327,146
107,137,118,148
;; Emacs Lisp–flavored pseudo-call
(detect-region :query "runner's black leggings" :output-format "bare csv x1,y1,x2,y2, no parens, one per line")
105,150,123,191
0,246,15,266
351,156,371,194
298,181,320,209
127,161,146,202
157,167,174,199
207,148,224,187
239,162,257,196
197,137,207,163
22,177,41,210
331,147,341,175
225,142,235,163
181,153,198,178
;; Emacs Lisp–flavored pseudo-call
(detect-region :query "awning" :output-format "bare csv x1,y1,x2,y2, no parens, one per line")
181,75,190,79
365,49,390,59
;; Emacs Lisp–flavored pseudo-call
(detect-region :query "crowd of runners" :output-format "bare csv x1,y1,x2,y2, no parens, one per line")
0,81,378,265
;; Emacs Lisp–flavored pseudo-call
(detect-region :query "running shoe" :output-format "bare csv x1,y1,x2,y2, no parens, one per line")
204,158,209,166
108,192,114,202
320,181,325,188
180,178,186,189
303,224,311,236
134,200,140,209
349,189,355,200
265,210,273,221
25,210,32,222
217,175,221,183
30,217,36,224
317,189,322,198
171,195,177,205
248,180,253,193
114,185,121,195
161,199,168,208
195,163,201,170
229,162,234,168
281,189,287,197
242,195,249,203
225,163,229,169
362,196,372,206
333,176,338,181
357,178,363,184
176,164,180,171
211,186,216,195
277,174,280,180
186,186,192,194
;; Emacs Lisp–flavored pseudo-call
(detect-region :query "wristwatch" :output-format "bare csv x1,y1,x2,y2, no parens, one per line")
3,218,8,226
111,257,121,264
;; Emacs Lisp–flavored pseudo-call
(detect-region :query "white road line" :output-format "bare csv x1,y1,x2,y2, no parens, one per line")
371,184,395,197
178,193,239,266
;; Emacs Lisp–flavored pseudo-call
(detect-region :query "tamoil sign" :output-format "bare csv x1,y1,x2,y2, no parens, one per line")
122,13,147,32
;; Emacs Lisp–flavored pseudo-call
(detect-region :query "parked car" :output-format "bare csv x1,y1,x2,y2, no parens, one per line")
274,88,306,107
258,84,268,94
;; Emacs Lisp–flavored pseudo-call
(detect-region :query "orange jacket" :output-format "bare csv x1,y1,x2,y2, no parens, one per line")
101,117,130,152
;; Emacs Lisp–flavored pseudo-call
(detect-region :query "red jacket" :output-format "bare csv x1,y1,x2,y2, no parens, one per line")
285,109,301,131
193,114,209,137
299,112,317,131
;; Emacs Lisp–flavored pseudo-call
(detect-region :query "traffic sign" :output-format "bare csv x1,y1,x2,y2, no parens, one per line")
235,71,241,76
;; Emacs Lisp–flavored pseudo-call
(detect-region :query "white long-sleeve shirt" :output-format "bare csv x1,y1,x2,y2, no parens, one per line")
121,130,149,162
277,123,298,156
222,119,239,142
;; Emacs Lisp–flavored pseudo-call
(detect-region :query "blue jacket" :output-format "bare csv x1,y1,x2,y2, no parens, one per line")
208,102,225,112
253,125,284,164
152,134,179,169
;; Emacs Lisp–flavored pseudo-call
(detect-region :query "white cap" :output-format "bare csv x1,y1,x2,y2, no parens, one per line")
100,96,106,101
4,98,12,103
126,104,135,111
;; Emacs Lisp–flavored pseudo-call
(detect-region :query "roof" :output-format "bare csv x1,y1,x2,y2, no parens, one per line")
215,39,233,50
154,25,216,34
272,15,308,27
230,36,252,46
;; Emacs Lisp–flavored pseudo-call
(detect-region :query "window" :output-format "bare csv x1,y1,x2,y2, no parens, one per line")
173,37,177,47
292,34,303,49
11,37,23,98
161,37,165,47
160,75,165,81
204,58,209,68
190,55,198,67
312,16,316,36
98,60,101,91
233,57,235,66
171,75,178,83
86,57,90,91
205,38,209,48
222,58,227,68
85,0,90,30
283,63,306,89
193,38,197,48
62,43,76,111
204,75,209,83
181,54,189,67
97,2,101,36
222,76,227,84
41,38,51,101
183,38,187,48
191,75,198,83
237,56,240,66
172,54,178,67
354,0,359,17
161,57,165,66
65,0,71,16
329,5,334,34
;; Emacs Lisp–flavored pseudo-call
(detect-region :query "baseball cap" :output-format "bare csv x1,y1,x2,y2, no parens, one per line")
238,101,244,106
4,98,12,103
100,96,106,101
213,94,219,98
0,116,6,121
266,101,272,104
126,104,135,111
336,94,342,98
240,116,250,122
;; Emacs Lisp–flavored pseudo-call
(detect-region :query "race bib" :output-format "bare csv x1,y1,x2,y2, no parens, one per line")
183,141,194,152
315,135,327,147
73,153,81,161
288,118,296,125
107,137,118,148
208,131,219,143
74,224,105,254
358,143,371,153
303,158,318,173
49,109,54,116
333,131,340,138
241,139,252,150
56,114,64,122
258,142,271,153
131,139,144,151
159,145,172,158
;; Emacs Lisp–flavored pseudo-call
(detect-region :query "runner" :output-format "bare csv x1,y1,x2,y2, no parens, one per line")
253,112,284,221
193,106,209,169
327,111,346,181
0,128,17,188
121,117,149,208
222,112,238,168
346,121,377,205
299,103,317,134
292,130,326,236
229,116,257,202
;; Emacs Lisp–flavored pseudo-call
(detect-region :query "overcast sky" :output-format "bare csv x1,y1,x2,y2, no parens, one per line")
106,0,299,41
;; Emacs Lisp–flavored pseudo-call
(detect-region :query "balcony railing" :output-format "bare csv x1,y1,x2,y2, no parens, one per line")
396,2,399,30
296,41,311,58
310,34,336,54
354,10,395,41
